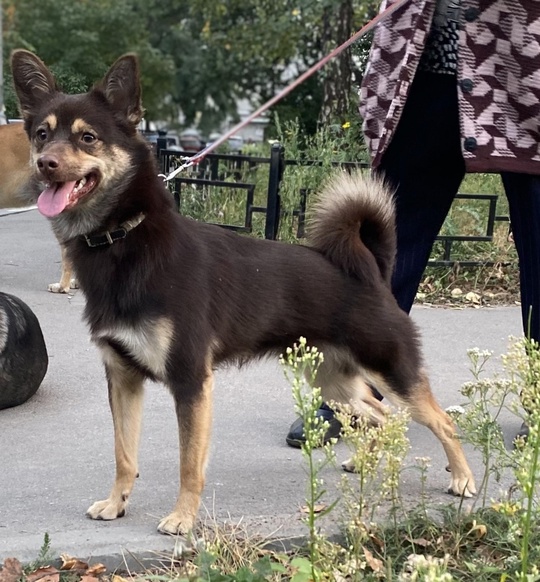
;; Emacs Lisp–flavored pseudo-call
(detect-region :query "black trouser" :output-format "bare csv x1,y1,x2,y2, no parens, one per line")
380,72,540,342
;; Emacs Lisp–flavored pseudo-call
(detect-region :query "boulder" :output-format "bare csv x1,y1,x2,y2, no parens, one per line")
0,292,48,409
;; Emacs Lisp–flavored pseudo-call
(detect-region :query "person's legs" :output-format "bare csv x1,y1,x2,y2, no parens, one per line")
380,73,465,312
501,173,540,439
286,73,465,447
501,173,540,343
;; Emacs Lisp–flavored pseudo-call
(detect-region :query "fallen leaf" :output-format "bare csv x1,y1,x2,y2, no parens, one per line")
0,558,23,582
406,537,430,548
468,521,487,539
60,554,89,571
363,547,383,573
465,291,481,304
26,565,60,582
369,533,385,551
86,564,106,577
80,576,100,582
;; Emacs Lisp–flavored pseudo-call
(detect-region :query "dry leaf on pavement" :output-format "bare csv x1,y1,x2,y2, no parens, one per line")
26,565,60,582
0,558,23,582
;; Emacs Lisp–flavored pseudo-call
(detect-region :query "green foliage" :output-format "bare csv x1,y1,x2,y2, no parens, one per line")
274,115,368,242
2,0,174,119
192,551,280,581
2,0,380,131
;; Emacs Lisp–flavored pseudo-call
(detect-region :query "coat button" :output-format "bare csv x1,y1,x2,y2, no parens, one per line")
464,137,477,151
460,78,473,92
464,7,480,22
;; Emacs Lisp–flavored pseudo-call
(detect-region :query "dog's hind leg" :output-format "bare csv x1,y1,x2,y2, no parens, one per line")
312,350,388,472
400,370,476,498
87,347,144,520
314,351,475,498
158,367,214,536
313,349,388,426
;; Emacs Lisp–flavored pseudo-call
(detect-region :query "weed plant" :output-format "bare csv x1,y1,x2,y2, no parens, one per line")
280,338,337,581
274,338,540,580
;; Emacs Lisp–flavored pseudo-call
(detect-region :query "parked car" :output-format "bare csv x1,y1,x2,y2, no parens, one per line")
179,129,205,153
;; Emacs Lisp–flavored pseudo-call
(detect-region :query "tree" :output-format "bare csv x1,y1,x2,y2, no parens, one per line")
2,0,174,120
319,0,354,123
3,0,380,133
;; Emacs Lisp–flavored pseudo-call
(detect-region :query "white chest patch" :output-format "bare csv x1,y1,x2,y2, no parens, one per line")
94,317,174,380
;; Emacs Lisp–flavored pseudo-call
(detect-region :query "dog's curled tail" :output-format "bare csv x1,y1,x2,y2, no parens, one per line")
307,171,396,286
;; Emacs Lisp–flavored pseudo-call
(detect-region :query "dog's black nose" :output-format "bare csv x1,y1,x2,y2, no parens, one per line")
37,154,59,177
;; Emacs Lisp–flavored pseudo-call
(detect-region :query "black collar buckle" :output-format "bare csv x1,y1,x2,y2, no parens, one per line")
83,213,146,248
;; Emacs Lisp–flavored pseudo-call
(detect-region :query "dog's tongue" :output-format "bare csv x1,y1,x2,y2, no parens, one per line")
37,181,77,217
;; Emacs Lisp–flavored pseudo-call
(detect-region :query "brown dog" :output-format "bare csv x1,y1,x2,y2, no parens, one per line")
0,123,32,207
11,49,476,538
0,122,76,293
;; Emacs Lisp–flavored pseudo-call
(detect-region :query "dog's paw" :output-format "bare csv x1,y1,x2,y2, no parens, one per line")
48,282,69,294
157,512,194,536
448,473,477,498
341,457,356,473
70,278,79,289
87,498,127,520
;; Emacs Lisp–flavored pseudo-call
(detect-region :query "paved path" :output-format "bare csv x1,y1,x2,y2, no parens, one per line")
0,209,524,569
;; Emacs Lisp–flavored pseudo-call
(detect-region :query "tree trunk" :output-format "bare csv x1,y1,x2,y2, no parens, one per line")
319,0,354,124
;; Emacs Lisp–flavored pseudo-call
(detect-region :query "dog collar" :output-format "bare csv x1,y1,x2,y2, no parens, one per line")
84,213,146,248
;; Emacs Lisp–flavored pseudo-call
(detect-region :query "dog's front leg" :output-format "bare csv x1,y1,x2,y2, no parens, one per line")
158,371,214,536
87,349,144,520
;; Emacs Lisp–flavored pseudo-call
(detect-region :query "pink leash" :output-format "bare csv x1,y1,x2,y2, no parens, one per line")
162,0,411,181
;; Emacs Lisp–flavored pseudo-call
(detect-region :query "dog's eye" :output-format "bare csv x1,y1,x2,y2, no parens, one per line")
36,129,47,141
81,132,97,144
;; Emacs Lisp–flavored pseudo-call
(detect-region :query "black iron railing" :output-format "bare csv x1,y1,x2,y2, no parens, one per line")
157,143,510,267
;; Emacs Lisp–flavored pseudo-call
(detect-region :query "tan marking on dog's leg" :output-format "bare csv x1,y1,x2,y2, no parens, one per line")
405,371,476,497
48,245,77,293
158,369,214,535
315,353,475,495
87,348,145,520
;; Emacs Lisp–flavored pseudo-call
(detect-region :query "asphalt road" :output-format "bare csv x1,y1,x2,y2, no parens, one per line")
0,208,524,569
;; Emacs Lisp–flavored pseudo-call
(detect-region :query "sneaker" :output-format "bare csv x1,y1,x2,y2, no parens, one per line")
285,403,342,448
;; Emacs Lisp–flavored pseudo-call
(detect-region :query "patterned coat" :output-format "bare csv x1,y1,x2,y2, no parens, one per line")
359,0,540,174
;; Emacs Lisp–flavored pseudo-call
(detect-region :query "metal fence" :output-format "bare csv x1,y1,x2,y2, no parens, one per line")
158,142,510,268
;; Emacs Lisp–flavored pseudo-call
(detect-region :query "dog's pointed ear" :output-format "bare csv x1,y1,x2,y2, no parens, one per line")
96,54,144,126
11,50,59,120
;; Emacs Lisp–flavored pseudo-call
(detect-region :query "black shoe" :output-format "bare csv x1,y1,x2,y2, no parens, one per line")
515,421,529,443
286,403,342,448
